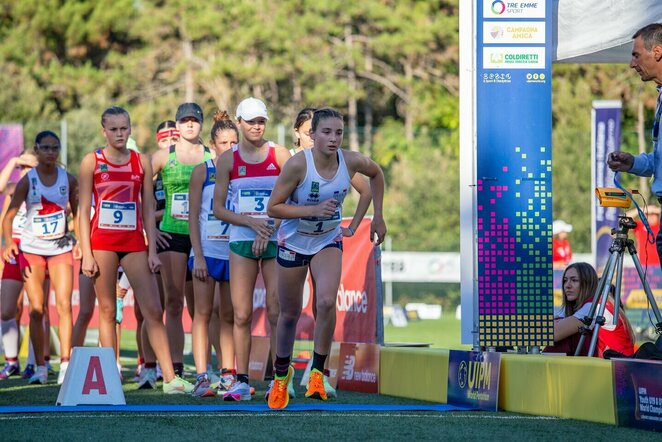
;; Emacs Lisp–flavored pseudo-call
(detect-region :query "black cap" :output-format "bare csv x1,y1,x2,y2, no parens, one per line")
176,102,203,123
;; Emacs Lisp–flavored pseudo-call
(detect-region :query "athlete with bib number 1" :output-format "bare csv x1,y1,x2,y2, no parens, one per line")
266,108,386,409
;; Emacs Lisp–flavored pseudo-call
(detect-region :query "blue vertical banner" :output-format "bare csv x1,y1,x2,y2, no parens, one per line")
476,1,553,347
592,101,622,270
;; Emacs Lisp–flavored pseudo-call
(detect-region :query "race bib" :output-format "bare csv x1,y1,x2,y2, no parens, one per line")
98,201,137,231
237,189,271,218
32,210,66,240
206,213,230,241
171,193,189,220
297,210,342,236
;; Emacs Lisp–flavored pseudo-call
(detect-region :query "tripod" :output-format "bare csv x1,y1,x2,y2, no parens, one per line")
575,215,662,357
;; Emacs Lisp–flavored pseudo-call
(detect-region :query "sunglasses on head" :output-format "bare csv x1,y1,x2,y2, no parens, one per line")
37,144,60,152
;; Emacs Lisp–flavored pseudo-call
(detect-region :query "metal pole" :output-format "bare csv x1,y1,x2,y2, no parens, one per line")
374,245,384,346
277,123,286,147
385,237,393,307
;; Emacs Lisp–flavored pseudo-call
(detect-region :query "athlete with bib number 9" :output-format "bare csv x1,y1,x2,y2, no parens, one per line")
2,131,78,385
78,106,193,394
266,108,386,409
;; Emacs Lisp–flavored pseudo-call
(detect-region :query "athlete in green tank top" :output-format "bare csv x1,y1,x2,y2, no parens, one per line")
160,145,213,234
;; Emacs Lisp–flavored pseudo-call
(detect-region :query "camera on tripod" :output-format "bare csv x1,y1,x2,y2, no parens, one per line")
595,187,633,209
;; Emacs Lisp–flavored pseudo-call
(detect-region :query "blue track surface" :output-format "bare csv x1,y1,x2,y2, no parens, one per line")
0,403,473,414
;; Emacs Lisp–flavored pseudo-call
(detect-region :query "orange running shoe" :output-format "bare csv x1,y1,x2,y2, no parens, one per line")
305,369,327,400
267,365,294,409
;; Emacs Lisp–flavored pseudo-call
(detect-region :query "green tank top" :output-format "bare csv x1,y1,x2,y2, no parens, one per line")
160,145,212,234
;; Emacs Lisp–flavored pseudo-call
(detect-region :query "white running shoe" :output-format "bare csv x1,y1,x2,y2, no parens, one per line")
223,381,252,401
137,367,157,389
208,370,222,389
28,365,48,385
323,373,337,398
57,362,69,385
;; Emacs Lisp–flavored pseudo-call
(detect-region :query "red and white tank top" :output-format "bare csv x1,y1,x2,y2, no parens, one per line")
229,143,281,242
20,167,71,256
90,149,147,252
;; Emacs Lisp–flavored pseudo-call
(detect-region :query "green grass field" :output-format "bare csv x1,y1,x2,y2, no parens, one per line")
0,316,656,441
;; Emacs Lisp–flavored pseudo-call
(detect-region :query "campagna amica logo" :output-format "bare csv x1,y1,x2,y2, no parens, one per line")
491,0,506,14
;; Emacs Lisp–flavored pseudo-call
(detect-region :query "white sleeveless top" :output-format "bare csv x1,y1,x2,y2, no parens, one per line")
190,159,231,260
11,203,27,240
277,149,350,254
20,167,72,256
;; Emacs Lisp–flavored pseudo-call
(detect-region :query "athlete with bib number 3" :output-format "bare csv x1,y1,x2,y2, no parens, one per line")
266,108,386,409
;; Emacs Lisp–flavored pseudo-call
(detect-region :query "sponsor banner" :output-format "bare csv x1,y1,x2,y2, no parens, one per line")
482,0,545,19
476,0,554,347
337,342,380,394
483,47,546,69
248,336,271,381
0,124,24,222
613,358,662,431
483,21,546,45
27,218,378,345
592,101,622,269
381,252,460,283
447,350,501,411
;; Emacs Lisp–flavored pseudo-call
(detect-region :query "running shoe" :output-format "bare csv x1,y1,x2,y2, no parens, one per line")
305,369,327,401
21,364,35,379
267,365,294,409
208,370,222,389
134,363,143,382
192,375,216,398
137,367,157,389
163,376,194,395
219,372,235,391
46,360,55,375
264,370,296,401
223,381,252,401
0,362,20,379
323,370,337,399
28,365,48,385
57,362,69,385
156,363,163,381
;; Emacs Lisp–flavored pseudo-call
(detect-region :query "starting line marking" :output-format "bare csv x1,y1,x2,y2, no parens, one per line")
0,412,559,421
0,404,470,414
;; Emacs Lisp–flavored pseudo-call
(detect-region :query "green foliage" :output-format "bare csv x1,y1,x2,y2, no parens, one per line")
2,1,657,254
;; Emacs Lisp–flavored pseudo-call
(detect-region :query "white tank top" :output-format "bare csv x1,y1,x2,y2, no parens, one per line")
20,167,72,256
11,203,27,240
277,149,350,254
190,159,231,260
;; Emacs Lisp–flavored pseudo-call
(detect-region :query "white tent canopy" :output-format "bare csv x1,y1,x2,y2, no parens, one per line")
554,0,662,63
